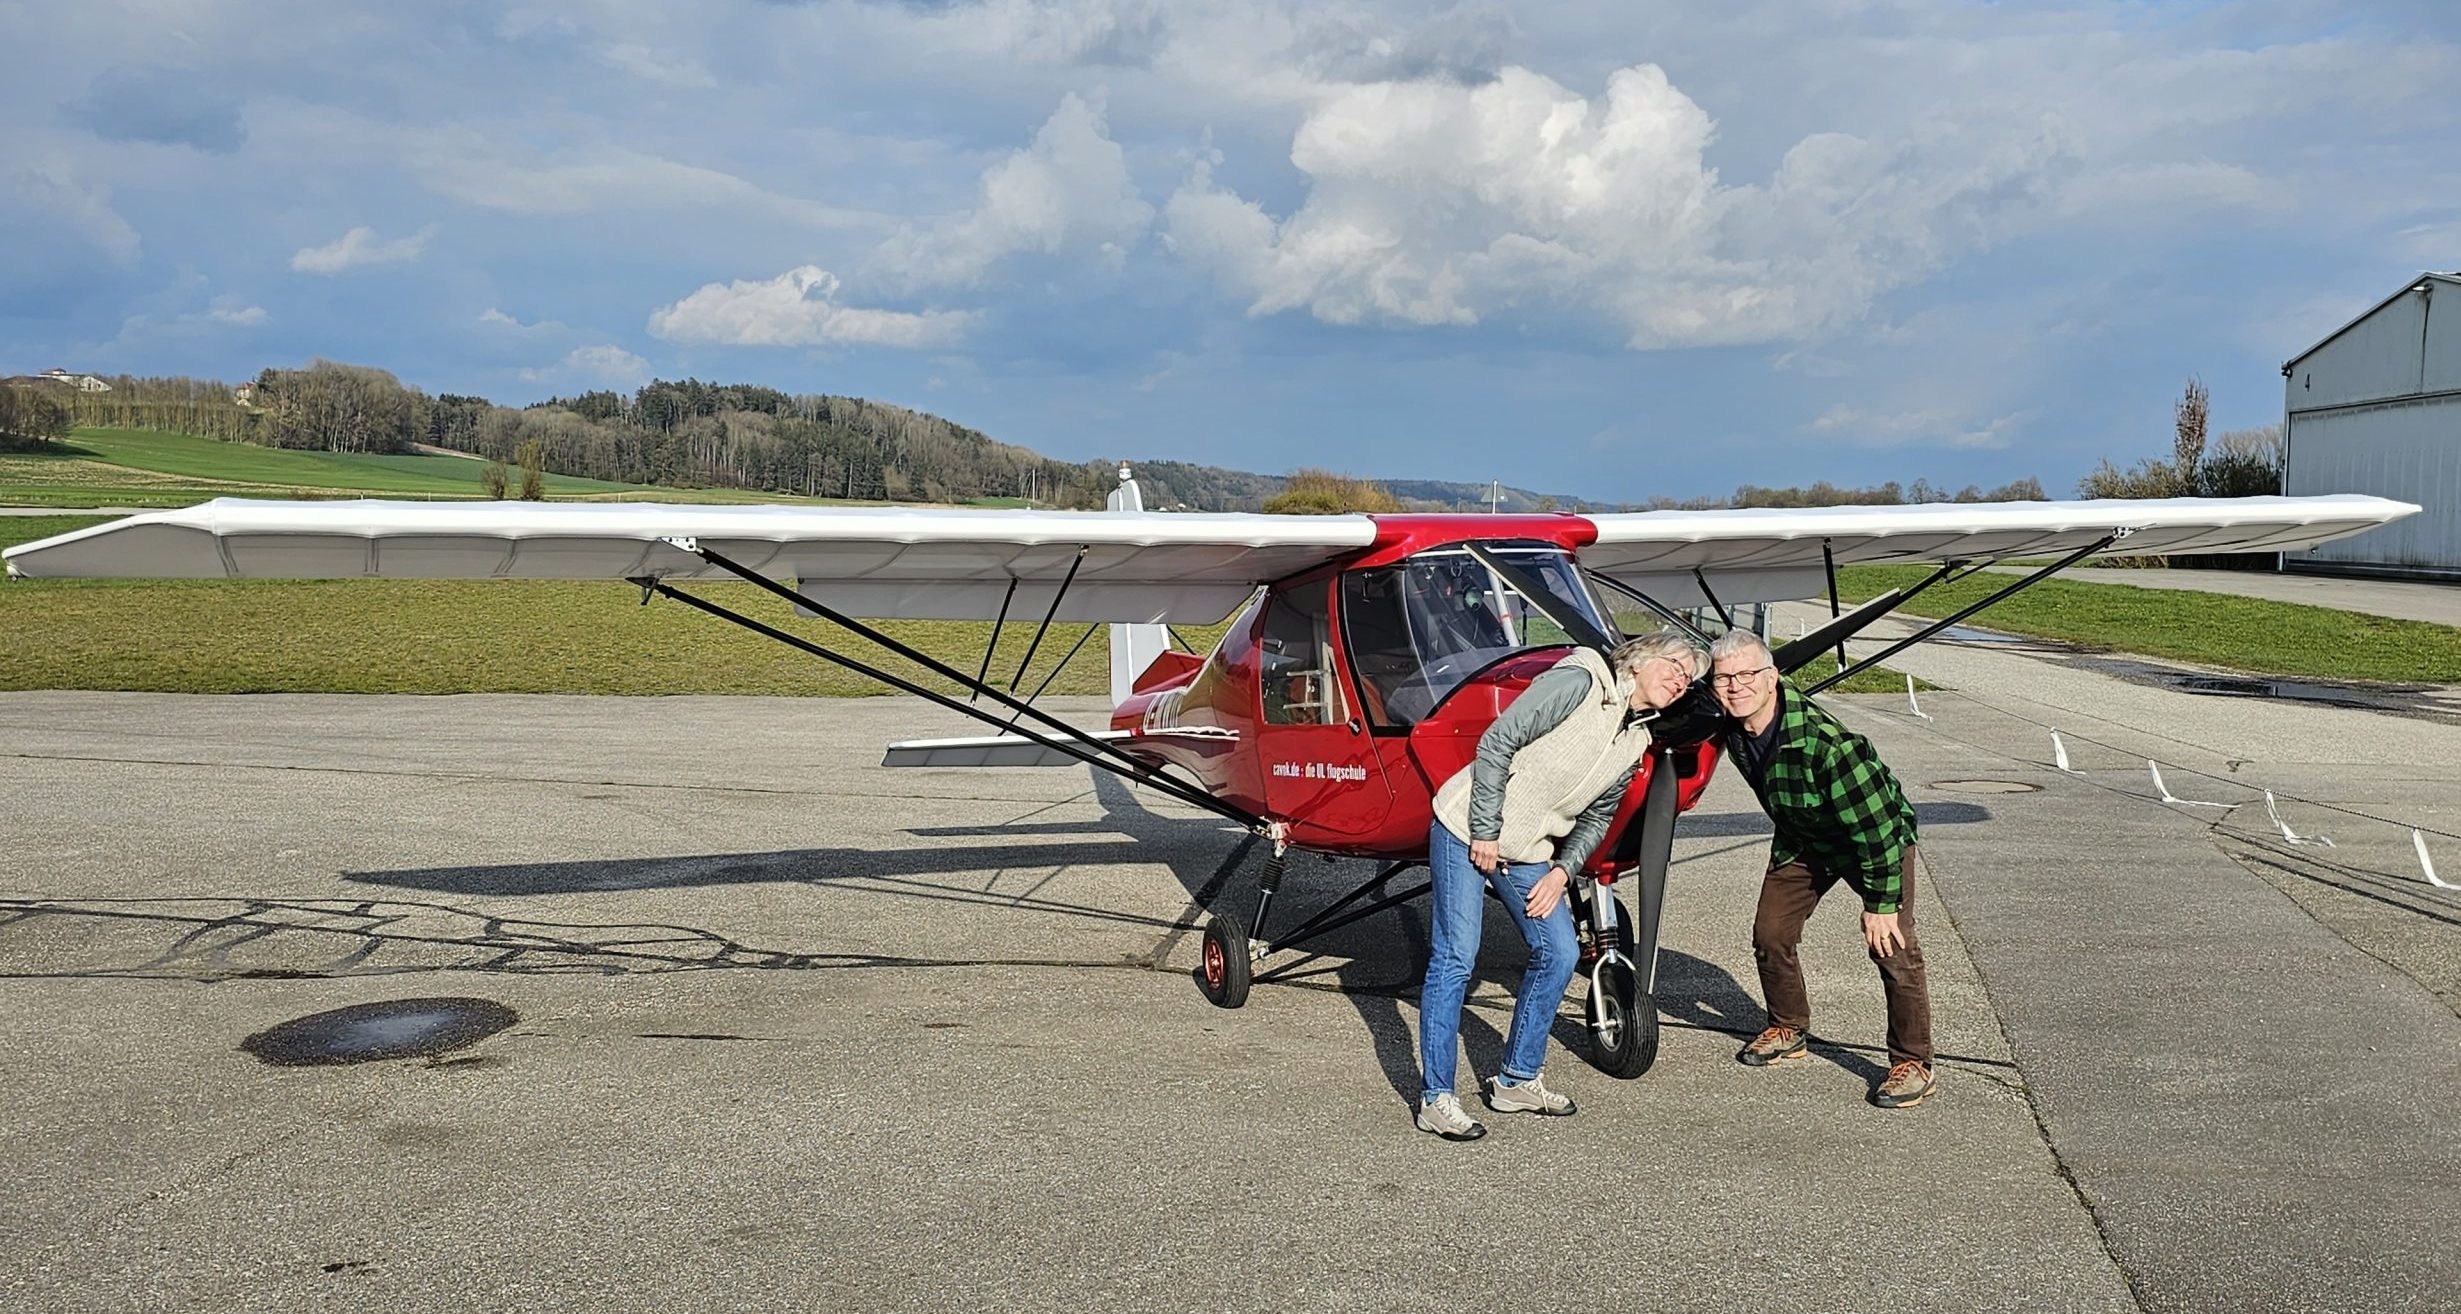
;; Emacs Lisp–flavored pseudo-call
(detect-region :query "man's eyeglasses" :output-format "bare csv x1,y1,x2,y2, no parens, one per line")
1710,666,1774,690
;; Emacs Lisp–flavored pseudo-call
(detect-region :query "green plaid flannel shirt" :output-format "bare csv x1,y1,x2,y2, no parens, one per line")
1731,680,1918,913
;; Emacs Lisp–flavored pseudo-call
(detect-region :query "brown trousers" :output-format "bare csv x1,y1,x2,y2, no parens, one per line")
1751,847,1933,1067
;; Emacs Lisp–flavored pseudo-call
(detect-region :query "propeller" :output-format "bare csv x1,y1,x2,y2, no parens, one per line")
1627,745,1681,997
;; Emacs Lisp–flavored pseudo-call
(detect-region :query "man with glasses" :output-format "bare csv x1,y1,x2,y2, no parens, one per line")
1707,630,1935,1109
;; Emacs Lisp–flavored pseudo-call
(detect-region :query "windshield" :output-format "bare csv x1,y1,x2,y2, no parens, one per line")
1341,543,1612,726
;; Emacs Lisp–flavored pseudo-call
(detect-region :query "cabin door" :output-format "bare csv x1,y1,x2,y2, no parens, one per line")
1255,577,1393,840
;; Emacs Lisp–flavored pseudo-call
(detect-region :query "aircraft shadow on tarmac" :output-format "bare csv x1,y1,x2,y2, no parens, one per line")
4,771,1990,1089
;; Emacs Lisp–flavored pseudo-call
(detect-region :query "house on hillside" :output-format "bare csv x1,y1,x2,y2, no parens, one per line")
2281,271,2461,580
39,368,111,393
233,382,256,406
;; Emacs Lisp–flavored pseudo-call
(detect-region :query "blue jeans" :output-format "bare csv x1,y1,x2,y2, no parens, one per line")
1418,821,1580,1101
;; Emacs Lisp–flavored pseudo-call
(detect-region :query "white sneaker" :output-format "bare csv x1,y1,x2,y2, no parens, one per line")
1415,1092,1487,1142
1483,1072,1576,1117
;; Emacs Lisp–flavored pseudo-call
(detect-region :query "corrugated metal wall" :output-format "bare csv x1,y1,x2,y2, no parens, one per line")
2285,285,2431,410
2285,396,2460,575
2282,275,2460,577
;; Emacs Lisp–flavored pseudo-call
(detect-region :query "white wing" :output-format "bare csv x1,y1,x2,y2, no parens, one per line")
0,498,1378,623
1579,495,2417,606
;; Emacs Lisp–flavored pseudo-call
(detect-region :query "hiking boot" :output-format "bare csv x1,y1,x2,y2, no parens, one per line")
1871,1061,1937,1109
1416,1093,1487,1142
1737,1025,1808,1066
1482,1072,1576,1117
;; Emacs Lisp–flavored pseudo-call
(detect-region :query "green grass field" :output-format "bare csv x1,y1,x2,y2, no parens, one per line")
0,428,832,508
1837,564,2461,683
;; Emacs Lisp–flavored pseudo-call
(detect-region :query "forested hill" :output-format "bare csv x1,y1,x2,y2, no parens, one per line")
40,362,2046,511
44,363,1599,510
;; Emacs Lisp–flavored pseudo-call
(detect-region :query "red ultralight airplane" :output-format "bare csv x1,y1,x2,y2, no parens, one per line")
4,476,2413,1077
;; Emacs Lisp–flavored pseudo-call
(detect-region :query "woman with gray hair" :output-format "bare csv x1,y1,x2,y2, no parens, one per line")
1415,628,1706,1142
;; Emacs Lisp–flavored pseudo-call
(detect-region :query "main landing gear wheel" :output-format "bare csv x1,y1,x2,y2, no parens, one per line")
1199,915,1252,1009
1586,958,1659,1079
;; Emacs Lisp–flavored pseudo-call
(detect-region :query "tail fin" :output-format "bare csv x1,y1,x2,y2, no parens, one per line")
1107,465,1172,705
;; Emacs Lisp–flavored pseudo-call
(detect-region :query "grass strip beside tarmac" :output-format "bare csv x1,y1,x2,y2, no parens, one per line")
1837,564,2461,684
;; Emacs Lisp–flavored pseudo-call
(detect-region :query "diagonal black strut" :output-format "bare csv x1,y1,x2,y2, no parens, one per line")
970,577,1019,703
1804,534,2118,696
1584,572,1713,643
632,559,1262,829
1010,547,1086,692
1463,543,1618,654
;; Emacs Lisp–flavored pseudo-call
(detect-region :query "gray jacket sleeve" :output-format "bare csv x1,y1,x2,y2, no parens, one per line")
1553,783,1629,875
1466,665,1597,841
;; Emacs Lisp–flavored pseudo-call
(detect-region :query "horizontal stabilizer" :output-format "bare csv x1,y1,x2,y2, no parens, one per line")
882,730,1134,768
881,724,1239,768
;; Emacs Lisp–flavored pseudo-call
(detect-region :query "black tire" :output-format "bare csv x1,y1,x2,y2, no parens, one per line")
1199,915,1252,1009
1585,958,1659,1079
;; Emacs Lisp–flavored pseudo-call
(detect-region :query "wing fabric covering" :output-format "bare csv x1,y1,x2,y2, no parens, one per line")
1579,495,2417,606
2,494,2415,618
0,499,1378,624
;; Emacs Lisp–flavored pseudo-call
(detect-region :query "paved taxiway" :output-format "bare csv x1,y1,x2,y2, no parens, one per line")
3,651,2456,1311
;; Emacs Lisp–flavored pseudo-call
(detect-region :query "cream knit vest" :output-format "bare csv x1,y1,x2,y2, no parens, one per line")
1432,648,1647,862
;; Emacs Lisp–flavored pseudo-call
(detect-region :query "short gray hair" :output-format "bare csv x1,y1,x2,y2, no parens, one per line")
1610,628,1706,679
1707,628,1773,668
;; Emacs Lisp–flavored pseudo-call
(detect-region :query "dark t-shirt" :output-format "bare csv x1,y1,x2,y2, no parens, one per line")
1733,715,1782,785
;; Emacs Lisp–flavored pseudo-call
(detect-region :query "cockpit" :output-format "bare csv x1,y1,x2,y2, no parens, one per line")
1340,542,1613,726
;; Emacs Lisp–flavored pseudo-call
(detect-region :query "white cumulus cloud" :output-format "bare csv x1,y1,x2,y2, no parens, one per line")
871,94,1155,288
290,224,436,274
1811,405,2034,451
1165,63,2066,348
648,265,973,349
519,344,652,387
204,295,267,326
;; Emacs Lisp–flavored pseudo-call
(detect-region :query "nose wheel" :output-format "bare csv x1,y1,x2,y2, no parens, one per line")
1199,915,1252,1009
1585,957,1659,1079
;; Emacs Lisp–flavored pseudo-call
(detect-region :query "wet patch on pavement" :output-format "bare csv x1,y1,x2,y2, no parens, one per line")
240,997,518,1067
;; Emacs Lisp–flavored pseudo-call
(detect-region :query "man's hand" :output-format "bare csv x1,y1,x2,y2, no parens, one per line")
1862,909,1906,958
1527,866,1569,920
1469,839,1500,873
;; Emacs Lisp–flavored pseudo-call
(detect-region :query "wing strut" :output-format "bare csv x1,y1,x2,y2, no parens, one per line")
1010,546,1086,692
1803,534,2118,695
1821,539,1846,674
1464,543,1618,654
970,577,1019,702
1691,568,1734,628
1006,623,1101,727
1584,572,1713,643
631,545,1265,831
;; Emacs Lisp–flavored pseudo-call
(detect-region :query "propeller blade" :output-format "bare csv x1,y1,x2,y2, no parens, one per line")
1771,589,1903,676
1628,746,1681,996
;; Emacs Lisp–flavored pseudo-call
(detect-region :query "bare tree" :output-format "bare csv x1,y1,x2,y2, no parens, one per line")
2173,375,2209,494
482,459,508,500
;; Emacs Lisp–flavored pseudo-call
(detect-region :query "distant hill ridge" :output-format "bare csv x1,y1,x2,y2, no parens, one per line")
26,363,2044,510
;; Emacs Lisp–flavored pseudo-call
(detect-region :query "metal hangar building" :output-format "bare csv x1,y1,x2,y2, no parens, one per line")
2282,271,2461,579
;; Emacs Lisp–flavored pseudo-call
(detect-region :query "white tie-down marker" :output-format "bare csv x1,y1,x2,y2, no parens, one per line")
1905,675,1931,720
2263,790,2334,847
2419,830,2458,890
2149,760,2234,809
2051,731,2081,774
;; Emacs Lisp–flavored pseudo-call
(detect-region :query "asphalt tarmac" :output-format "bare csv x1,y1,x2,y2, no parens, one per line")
3,653,2456,1311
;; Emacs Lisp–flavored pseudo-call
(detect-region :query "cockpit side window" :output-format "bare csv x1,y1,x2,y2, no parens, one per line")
1259,580,1346,726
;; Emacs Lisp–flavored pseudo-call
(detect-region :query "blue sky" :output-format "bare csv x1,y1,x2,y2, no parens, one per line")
3,0,2455,502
